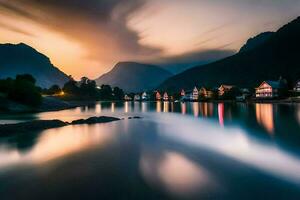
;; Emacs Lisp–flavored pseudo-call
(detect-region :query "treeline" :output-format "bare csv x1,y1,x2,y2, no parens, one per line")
43,76,124,101
0,74,42,106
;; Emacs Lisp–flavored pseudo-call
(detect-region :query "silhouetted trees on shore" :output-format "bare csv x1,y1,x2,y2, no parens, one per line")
0,74,42,106
44,76,124,101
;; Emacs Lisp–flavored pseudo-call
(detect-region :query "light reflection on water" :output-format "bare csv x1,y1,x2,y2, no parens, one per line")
255,104,274,134
0,101,300,199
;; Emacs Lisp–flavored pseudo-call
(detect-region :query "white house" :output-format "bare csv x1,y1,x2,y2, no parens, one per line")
294,80,300,92
142,92,150,101
163,92,169,101
192,87,199,101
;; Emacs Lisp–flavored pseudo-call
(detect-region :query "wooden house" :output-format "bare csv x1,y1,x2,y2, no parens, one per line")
255,81,282,98
163,92,169,101
218,85,235,96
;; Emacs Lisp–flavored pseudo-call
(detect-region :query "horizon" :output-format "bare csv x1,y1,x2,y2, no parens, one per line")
0,0,300,79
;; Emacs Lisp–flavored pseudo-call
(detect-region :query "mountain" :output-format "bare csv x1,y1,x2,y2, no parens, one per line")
160,17,300,91
96,62,172,93
239,32,274,53
154,49,235,74
0,43,69,88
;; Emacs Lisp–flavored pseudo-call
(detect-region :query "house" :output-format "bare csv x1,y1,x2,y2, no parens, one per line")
199,87,214,99
236,88,251,101
255,81,282,98
124,94,132,101
192,87,199,101
180,89,186,97
142,92,150,101
294,80,300,92
134,94,141,101
218,85,235,96
156,91,162,100
163,92,169,101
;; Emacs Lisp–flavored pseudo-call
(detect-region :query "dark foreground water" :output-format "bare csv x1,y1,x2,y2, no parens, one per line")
0,102,300,199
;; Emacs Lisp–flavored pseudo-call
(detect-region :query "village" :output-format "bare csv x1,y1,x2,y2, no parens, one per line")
124,79,300,102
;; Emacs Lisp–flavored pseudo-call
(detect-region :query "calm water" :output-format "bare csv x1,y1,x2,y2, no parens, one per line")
0,101,300,199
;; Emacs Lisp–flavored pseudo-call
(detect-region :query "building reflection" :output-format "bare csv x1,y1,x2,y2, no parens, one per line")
199,103,214,117
297,104,300,126
111,102,115,113
181,102,186,115
124,101,129,113
156,101,162,113
192,102,199,117
140,151,214,198
96,103,102,114
170,102,174,112
218,103,224,127
255,104,274,134
163,102,169,113
142,102,147,113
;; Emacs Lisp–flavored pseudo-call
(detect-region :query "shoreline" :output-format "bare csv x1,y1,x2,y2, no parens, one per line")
0,116,142,137
1,97,299,115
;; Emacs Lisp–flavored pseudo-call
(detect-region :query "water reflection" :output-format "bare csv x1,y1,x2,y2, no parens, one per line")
124,101,129,113
111,102,115,113
297,104,300,125
218,103,224,127
96,104,102,114
192,102,199,117
181,102,186,115
140,151,216,198
142,102,148,113
159,114,300,185
163,102,169,113
255,104,274,134
156,101,162,113
0,102,300,199
0,124,116,168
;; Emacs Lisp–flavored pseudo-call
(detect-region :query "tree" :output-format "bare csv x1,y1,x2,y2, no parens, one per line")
113,87,124,100
45,85,62,95
0,78,13,94
63,79,80,95
16,74,36,84
99,85,113,100
8,74,42,106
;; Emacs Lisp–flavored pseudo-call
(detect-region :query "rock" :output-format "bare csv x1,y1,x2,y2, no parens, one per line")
71,116,120,125
0,120,67,136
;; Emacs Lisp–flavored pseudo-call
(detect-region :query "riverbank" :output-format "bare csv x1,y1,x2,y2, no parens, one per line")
0,96,101,113
0,116,142,136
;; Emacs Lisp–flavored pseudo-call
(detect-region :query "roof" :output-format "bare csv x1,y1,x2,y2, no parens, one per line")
260,81,282,89
219,85,234,90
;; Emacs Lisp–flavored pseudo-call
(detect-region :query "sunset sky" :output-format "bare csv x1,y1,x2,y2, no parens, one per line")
0,0,299,79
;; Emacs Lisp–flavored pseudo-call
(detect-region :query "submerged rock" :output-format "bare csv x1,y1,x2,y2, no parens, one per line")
0,115,141,137
0,120,67,136
71,116,120,125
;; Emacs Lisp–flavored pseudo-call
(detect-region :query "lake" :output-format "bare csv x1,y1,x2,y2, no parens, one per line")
0,101,300,199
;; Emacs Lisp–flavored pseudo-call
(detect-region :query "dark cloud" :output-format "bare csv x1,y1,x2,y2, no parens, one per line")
0,0,161,61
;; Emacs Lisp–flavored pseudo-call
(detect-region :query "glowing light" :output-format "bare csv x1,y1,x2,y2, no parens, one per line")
192,102,199,117
156,101,162,113
255,104,274,135
163,102,169,113
181,102,186,115
218,103,224,127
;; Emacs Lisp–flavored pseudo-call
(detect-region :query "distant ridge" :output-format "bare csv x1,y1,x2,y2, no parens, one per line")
160,16,300,91
239,32,274,53
96,62,172,93
0,43,69,88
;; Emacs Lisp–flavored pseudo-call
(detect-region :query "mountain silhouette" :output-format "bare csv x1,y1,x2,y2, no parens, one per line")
96,62,172,93
0,43,69,88
160,17,300,91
